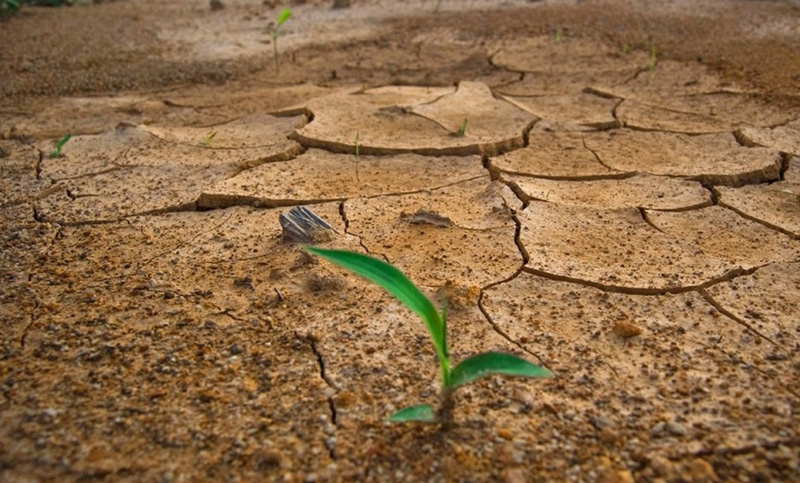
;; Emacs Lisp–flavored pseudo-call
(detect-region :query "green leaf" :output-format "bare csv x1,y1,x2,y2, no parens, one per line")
388,404,436,423
276,8,292,27
55,133,72,150
447,352,554,391
304,248,448,363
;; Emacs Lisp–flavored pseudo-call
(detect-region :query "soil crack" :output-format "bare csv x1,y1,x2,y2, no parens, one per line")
19,286,42,348
520,264,761,296
581,133,619,172
300,332,338,460
698,288,780,346
478,271,549,365
714,198,799,240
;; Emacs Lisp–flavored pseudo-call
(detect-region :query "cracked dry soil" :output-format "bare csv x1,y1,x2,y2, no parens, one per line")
2,0,800,481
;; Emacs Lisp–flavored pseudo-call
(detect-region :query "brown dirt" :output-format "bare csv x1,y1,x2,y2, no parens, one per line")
2,1,800,482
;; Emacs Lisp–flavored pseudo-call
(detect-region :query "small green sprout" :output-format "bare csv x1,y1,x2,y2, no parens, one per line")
49,133,72,158
621,43,630,54
354,130,360,157
456,119,468,137
554,28,563,43
304,247,554,425
648,40,658,72
201,131,217,147
271,8,292,73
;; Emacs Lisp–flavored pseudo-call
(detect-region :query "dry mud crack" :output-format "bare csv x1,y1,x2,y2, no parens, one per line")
2,1,800,482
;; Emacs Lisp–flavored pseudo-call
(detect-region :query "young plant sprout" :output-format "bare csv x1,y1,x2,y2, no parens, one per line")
201,131,217,147
456,119,468,137
354,130,361,157
554,28,563,43
49,133,72,158
271,8,293,73
648,40,658,72
304,247,554,424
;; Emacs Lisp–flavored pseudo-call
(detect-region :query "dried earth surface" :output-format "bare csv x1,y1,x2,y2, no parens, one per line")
2,0,800,481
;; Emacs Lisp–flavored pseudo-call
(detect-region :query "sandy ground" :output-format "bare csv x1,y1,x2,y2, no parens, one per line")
1,0,800,481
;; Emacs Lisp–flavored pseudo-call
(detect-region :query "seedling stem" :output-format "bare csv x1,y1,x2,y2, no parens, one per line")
456,119,468,137
49,133,72,158
272,8,292,73
304,247,553,425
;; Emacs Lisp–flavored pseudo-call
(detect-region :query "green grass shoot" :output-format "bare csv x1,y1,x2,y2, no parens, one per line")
554,28,563,43
304,247,553,424
648,40,657,72
272,8,293,73
456,119,468,137
201,131,216,147
49,133,72,158
354,130,360,157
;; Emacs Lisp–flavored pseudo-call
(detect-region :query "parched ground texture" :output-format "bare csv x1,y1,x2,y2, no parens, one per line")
1,0,800,481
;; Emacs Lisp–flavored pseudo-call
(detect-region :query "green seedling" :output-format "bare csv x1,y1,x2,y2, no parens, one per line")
271,8,292,73
354,130,360,157
554,28,563,43
304,247,554,424
648,40,658,72
456,119,468,137
49,133,72,158
621,43,630,54
201,131,217,147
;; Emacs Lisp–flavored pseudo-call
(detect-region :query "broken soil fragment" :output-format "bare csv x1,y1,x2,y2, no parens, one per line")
294,82,534,156
583,129,782,186
400,209,453,228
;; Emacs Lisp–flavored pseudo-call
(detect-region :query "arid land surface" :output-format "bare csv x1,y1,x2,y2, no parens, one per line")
1,0,800,481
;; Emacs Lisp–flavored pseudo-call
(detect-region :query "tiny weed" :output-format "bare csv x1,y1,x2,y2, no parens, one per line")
456,119,468,137
271,8,292,73
304,247,554,424
354,130,360,157
553,28,563,43
648,40,658,72
621,43,630,54
201,131,217,147
49,133,71,158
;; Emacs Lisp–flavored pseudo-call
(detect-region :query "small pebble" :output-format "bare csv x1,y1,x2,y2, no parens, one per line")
497,428,514,440
666,421,686,436
612,321,642,339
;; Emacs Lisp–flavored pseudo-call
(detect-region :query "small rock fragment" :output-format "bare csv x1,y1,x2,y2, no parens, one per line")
666,421,687,436
401,209,453,227
210,0,224,11
439,279,480,308
503,468,527,483
497,428,514,440
612,321,642,339
650,455,676,478
687,458,717,482
280,206,338,243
